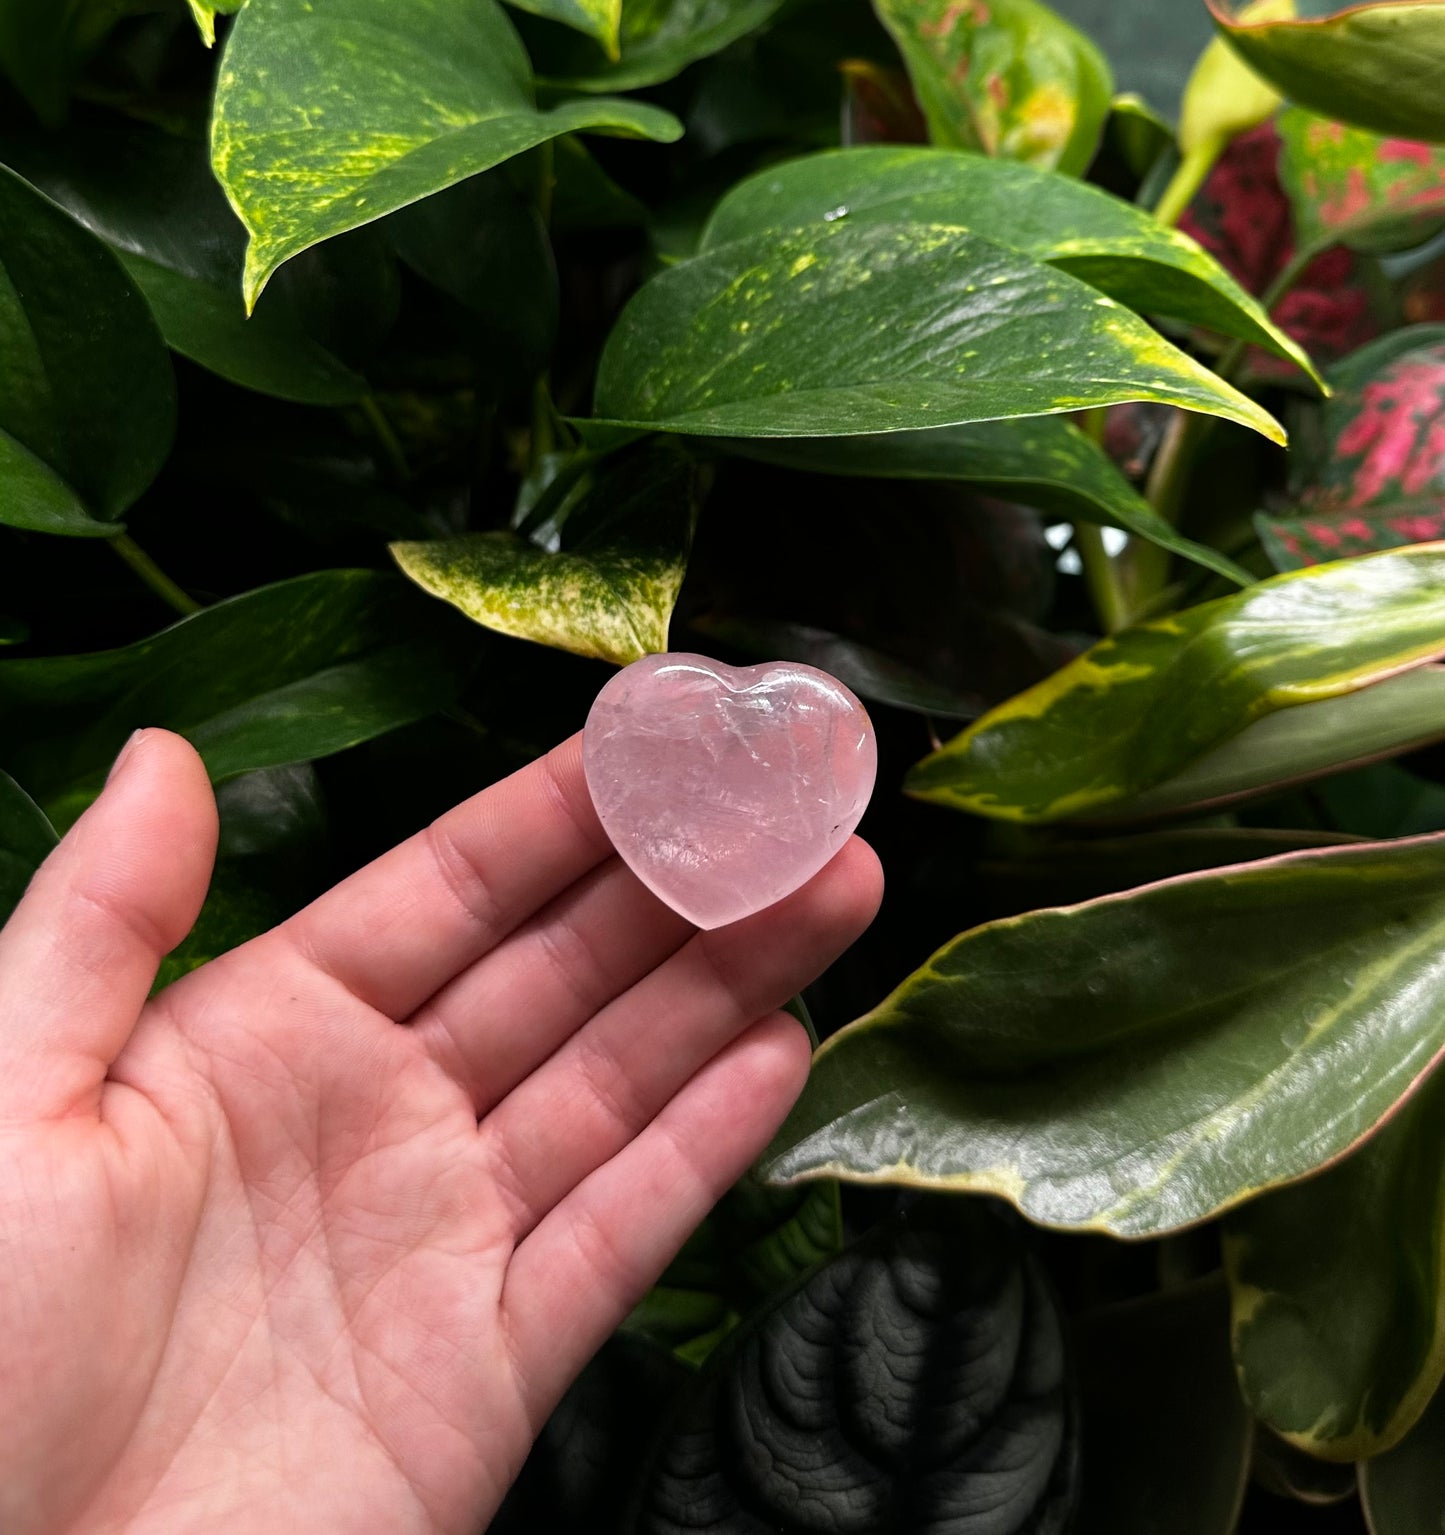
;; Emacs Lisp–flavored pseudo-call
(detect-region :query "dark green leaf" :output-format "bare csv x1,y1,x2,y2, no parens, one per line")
724,416,1253,585
0,0,127,126
592,219,1285,442
211,0,682,307
0,571,472,829
702,146,1316,381
761,834,1445,1236
1225,1067,1445,1459
392,446,698,665
1075,1281,1251,1534
871,0,1112,175
1207,0,1445,144
1360,1381,1445,1533
634,1201,1078,1533
530,0,787,92
551,135,647,230
0,770,57,928
0,164,174,533
907,545,1445,823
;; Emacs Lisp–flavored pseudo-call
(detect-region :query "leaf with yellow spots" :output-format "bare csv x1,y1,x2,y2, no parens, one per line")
1224,1067,1445,1463
390,445,698,666
905,544,1445,823
760,831,1445,1237
871,0,1112,175
506,0,622,59
210,0,681,308
593,218,1286,443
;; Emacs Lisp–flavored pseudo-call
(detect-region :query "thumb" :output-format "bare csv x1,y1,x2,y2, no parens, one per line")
0,730,218,1122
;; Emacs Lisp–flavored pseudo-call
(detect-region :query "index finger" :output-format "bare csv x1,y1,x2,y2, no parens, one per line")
277,733,612,1019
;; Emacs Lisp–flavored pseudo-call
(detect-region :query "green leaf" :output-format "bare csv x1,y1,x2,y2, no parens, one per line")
392,446,697,665
210,0,682,308
907,544,1445,823
0,770,57,928
871,0,1112,175
1207,0,1445,144
1360,1382,1445,1532
0,571,472,829
760,833,1445,1236
634,1201,1078,1532
1225,1067,1445,1460
1075,1281,1251,1534
530,0,787,92
723,416,1252,586
0,0,128,126
1279,105,1445,257
185,0,243,47
592,219,1285,443
1114,664,1445,821
0,164,175,534
1178,2,1287,156
702,146,1318,382
506,0,622,57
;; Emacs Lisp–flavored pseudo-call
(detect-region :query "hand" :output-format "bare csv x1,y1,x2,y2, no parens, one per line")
0,729,880,1534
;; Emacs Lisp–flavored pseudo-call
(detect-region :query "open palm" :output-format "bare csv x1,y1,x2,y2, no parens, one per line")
0,729,880,1535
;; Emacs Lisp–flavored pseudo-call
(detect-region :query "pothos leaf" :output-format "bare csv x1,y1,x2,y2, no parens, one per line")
871,0,1113,176
761,833,1445,1237
1360,1381,1445,1533
634,1200,1078,1533
391,445,699,665
0,770,57,928
504,0,622,58
1225,1067,1445,1461
210,0,682,307
185,0,243,47
906,544,1445,824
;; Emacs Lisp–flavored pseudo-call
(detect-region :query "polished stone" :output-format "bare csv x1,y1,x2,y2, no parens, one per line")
583,652,877,929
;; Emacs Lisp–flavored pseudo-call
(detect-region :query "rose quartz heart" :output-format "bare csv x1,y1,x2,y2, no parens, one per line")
583,652,877,929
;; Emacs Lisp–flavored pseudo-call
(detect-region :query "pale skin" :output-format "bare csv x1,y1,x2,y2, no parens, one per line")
0,728,881,1534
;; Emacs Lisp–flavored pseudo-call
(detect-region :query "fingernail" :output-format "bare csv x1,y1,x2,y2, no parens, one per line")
105,729,147,786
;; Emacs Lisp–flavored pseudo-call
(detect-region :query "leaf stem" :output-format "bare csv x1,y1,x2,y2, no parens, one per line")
360,395,409,481
1076,524,1131,634
109,533,202,617
1151,136,1224,229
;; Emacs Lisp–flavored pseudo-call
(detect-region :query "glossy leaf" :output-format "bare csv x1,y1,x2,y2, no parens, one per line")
0,571,471,829
1075,1281,1251,1534
726,417,1252,585
1279,107,1445,258
506,0,621,57
1115,664,1445,820
634,1201,1079,1533
1207,0,1445,144
211,0,682,307
0,770,56,928
907,545,1445,823
1360,1382,1445,1533
761,833,1445,1236
0,164,175,535
871,0,1112,175
529,0,787,92
392,447,697,665
1225,1067,1445,1459
185,0,243,47
702,146,1318,381
592,219,1285,443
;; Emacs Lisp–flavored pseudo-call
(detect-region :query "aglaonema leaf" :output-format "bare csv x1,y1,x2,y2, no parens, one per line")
0,770,56,928
1207,0,1445,144
1360,1382,1445,1532
1262,327,1445,570
1278,106,1445,258
0,571,473,830
0,165,175,536
505,0,622,57
634,1200,1078,1533
391,445,697,666
1224,1068,1445,1461
211,0,682,307
871,0,1112,175
760,833,1445,1237
2,117,365,406
591,219,1285,443
906,544,1445,823
702,146,1318,384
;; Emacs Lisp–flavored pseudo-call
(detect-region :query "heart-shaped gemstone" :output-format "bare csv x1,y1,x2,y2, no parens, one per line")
583,652,876,929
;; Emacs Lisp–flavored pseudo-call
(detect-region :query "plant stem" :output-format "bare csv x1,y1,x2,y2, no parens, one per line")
1151,136,1224,229
110,533,202,617
1076,523,1131,634
360,394,409,481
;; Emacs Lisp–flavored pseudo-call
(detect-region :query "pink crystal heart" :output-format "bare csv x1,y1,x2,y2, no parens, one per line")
583,652,877,930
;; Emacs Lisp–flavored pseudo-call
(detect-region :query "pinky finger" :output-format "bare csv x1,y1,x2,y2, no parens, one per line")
500,1011,812,1425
